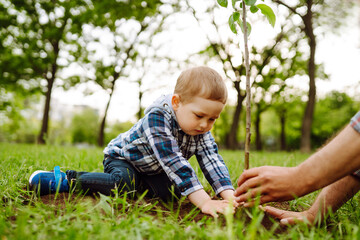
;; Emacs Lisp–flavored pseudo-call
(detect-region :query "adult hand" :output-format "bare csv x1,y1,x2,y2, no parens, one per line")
234,166,305,206
260,205,316,225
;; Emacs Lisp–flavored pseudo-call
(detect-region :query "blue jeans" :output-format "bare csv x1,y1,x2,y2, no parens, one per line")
66,157,181,201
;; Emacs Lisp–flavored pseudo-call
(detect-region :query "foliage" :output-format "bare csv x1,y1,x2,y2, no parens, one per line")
104,121,134,145
2,143,360,238
217,0,276,35
0,90,40,143
0,0,164,144
70,108,99,145
311,91,359,148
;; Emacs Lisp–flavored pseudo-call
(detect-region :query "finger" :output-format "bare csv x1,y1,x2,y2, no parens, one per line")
280,217,305,226
235,186,263,203
234,177,263,197
210,209,219,218
258,195,276,205
262,206,289,219
236,168,260,187
203,208,219,218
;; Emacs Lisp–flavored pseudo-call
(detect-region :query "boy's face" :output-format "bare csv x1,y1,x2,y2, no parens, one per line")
171,94,225,136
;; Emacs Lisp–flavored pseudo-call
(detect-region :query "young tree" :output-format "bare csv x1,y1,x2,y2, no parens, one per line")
216,0,276,168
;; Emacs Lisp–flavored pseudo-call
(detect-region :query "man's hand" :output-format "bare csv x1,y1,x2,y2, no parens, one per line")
234,166,303,206
260,205,316,225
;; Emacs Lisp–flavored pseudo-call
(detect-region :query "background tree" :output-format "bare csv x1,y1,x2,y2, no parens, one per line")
274,0,356,152
0,0,94,144
69,2,177,146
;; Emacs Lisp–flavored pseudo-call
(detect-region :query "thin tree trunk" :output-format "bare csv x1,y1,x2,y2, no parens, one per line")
242,0,251,170
137,91,144,120
37,77,54,144
37,50,59,144
279,109,286,151
300,0,316,152
97,72,118,147
255,106,262,151
225,81,245,149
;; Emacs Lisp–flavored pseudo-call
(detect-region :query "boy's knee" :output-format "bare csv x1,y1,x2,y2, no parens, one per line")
111,169,138,191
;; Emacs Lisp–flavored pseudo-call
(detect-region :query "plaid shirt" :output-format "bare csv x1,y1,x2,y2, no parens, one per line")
350,111,360,178
103,95,234,196
350,111,360,134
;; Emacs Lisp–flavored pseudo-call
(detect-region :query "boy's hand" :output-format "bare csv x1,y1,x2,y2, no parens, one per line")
220,189,239,208
200,199,234,218
188,189,235,217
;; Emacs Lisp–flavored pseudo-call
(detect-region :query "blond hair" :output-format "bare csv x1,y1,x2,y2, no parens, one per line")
174,66,227,104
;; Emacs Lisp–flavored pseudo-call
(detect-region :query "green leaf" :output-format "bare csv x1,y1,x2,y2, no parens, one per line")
244,0,257,6
256,4,276,27
232,0,241,8
217,0,228,8
228,12,240,34
250,5,259,13
238,20,252,36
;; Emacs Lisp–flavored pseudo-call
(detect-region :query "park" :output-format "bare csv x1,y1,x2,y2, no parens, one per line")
1,0,360,239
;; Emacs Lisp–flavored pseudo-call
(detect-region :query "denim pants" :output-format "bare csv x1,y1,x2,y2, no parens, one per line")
66,157,181,201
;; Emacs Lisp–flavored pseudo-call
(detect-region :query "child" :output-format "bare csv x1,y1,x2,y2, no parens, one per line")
29,66,236,217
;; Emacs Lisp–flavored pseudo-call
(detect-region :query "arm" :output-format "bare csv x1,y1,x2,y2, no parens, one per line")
195,132,235,195
263,175,360,225
143,111,204,196
234,125,360,205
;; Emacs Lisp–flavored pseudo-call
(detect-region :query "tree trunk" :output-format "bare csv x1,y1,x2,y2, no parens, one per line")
300,0,316,153
279,109,286,151
137,89,143,120
37,77,54,144
225,81,245,149
255,106,262,151
97,79,117,147
37,51,59,144
242,0,251,170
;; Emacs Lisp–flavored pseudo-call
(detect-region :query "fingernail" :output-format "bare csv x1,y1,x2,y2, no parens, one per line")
280,219,288,225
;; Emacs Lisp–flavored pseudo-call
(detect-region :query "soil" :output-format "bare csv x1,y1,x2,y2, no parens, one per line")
23,192,294,233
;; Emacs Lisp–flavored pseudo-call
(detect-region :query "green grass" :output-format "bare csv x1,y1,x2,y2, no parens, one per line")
1,143,360,239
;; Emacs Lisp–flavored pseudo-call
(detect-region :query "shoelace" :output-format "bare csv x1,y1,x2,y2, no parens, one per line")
50,166,67,192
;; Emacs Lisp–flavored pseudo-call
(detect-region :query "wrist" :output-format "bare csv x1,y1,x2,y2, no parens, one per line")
293,164,314,196
220,189,234,200
188,189,211,208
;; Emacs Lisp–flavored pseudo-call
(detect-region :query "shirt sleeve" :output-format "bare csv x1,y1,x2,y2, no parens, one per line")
350,111,360,178
350,111,360,134
142,110,203,196
195,132,234,196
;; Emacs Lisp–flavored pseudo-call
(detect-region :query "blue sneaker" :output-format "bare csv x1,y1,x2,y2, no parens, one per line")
29,166,69,195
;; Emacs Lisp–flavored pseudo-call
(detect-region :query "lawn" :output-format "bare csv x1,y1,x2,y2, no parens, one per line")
1,143,360,239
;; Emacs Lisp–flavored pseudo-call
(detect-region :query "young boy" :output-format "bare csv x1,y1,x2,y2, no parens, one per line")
29,66,236,217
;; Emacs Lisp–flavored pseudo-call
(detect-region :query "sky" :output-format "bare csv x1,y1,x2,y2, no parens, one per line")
52,1,360,123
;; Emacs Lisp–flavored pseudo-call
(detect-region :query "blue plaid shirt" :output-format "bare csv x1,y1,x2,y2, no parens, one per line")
349,111,360,178
350,111,360,134
103,95,234,196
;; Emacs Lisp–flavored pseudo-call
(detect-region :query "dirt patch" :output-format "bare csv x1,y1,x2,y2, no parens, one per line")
22,191,291,232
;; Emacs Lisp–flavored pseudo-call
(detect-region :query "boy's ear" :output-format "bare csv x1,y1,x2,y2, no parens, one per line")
171,94,181,110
